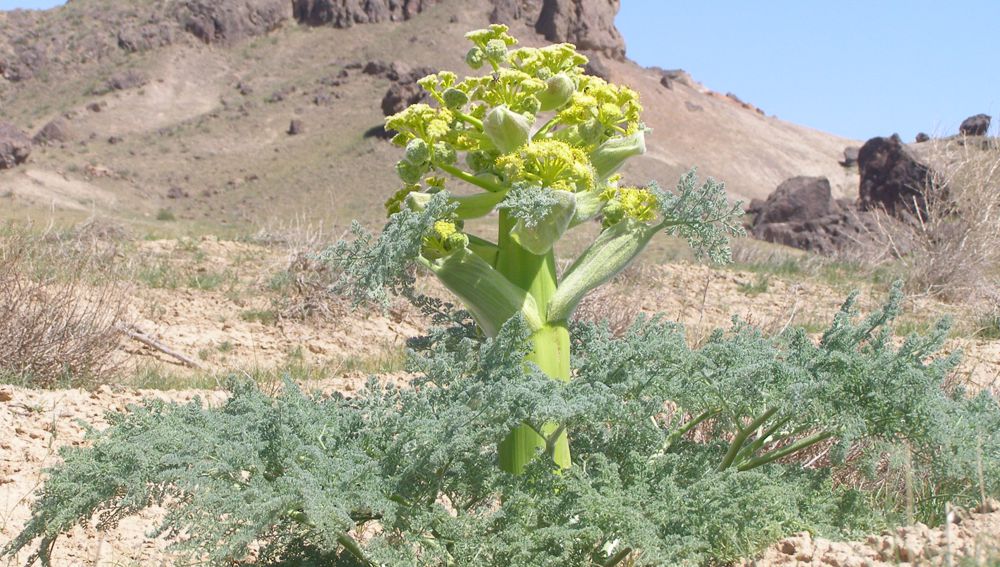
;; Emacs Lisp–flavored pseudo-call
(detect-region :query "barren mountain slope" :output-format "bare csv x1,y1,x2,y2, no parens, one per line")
0,0,860,232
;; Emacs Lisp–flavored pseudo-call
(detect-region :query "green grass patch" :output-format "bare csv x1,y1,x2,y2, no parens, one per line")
240,308,279,326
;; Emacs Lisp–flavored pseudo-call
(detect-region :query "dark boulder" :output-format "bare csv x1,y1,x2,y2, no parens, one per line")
179,0,292,44
292,0,431,27
959,113,991,136
583,52,611,80
381,81,426,117
857,134,931,219
490,0,529,24
840,146,860,167
0,123,32,169
288,119,304,135
752,176,837,226
117,23,175,53
363,60,413,81
915,132,930,143
749,176,881,254
535,0,625,60
32,117,72,146
105,70,148,92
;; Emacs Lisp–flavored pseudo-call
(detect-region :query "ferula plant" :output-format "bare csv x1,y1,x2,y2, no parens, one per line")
371,24,742,473
5,26,999,567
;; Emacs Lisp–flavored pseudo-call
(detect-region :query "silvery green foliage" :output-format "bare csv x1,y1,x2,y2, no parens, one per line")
320,193,455,306
6,289,998,566
653,170,746,263
498,183,561,228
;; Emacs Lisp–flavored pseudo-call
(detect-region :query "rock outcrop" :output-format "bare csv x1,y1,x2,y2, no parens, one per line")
959,113,991,136
381,79,427,117
104,70,148,92
839,146,859,167
535,0,625,60
292,0,431,27
178,0,293,44
857,134,931,219
748,176,879,254
32,117,72,146
0,122,32,169
116,23,175,53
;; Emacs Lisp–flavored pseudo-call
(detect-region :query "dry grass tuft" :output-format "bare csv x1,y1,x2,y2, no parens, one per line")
0,223,130,387
252,219,350,322
571,264,656,336
888,138,1000,306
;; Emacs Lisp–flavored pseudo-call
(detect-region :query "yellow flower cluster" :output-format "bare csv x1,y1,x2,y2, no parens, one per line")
508,43,588,80
385,104,455,146
422,219,468,260
496,140,595,193
600,185,659,227
557,76,642,137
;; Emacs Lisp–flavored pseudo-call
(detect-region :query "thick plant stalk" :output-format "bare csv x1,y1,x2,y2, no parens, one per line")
495,210,572,473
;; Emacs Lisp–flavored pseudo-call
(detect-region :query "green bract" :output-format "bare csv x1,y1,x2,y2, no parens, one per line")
380,24,745,473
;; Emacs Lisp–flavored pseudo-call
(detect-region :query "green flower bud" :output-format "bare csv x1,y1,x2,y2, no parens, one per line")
466,47,485,69
520,95,542,116
485,39,507,60
483,105,532,153
590,130,646,180
432,141,457,165
404,138,430,165
442,87,469,109
601,200,625,228
537,73,576,111
396,159,425,184
466,150,495,173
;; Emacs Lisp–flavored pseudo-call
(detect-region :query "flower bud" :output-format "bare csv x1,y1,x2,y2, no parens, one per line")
483,105,532,153
396,159,425,184
520,96,541,116
432,141,457,165
466,150,495,173
442,88,469,109
590,130,646,180
537,73,576,111
485,39,507,60
601,200,625,228
466,47,485,69
404,138,430,165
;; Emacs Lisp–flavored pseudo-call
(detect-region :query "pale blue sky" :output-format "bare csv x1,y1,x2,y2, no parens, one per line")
3,0,996,141
616,1,998,141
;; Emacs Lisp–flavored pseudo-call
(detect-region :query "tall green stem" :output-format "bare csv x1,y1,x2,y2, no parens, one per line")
494,209,572,473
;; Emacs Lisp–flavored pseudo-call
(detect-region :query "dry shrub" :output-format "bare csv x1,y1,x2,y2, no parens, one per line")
0,223,130,387
571,263,654,336
888,138,1000,304
251,219,349,321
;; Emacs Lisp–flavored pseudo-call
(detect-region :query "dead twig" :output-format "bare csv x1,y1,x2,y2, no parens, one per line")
117,325,204,369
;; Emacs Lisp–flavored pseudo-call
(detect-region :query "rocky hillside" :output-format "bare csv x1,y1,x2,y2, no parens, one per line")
0,0,860,232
